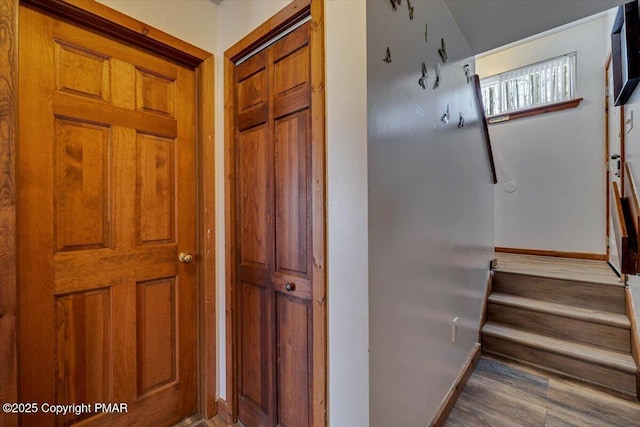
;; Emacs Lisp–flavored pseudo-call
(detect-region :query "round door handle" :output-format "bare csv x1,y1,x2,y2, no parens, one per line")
285,282,296,292
178,252,194,264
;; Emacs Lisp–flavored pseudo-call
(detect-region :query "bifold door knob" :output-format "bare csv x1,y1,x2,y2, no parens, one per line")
285,282,296,292
178,252,194,263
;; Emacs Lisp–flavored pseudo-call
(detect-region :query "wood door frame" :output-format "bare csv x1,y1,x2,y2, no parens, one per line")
222,0,327,425
0,0,218,424
605,52,627,258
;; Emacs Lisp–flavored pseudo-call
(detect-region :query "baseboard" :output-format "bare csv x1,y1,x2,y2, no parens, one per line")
478,273,493,342
625,288,640,400
216,398,232,424
495,247,607,261
430,343,482,427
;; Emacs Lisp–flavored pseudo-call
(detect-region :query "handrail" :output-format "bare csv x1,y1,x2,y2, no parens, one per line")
472,75,498,184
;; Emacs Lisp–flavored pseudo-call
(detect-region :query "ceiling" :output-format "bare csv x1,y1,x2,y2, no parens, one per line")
443,0,628,54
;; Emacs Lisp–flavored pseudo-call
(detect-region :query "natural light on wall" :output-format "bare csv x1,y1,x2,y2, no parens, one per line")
480,52,576,117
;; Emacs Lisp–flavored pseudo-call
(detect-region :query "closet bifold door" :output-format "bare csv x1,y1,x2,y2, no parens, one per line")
234,22,312,427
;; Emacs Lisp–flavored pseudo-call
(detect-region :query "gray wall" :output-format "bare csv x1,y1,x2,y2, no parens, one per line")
367,0,494,425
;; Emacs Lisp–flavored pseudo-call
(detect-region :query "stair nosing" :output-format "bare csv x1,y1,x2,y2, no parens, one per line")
493,267,623,287
488,293,631,329
482,322,637,374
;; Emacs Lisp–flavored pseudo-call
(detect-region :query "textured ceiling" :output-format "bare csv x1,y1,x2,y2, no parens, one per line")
444,0,627,54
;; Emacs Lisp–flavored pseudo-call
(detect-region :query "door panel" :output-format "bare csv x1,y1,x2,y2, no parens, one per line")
18,6,196,426
234,22,312,427
275,294,311,427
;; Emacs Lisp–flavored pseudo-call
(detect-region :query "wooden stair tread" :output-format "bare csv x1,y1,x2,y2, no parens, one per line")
495,254,622,287
488,293,631,329
482,322,637,374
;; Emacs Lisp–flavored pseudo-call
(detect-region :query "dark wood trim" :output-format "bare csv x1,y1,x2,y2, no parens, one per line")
3,1,216,425
0,1,18,426
310,0,327,423
606,53,612,258
216,398,233,425
430,343,482,427
625,288,640,399
224,1,326,424
495,247,608,261
478,274,493,342
490,258,498,270
197,55,217,419
21,0,209,67
487,98,583,125
224,0,311,62
472,75,497,184
223,53,238,422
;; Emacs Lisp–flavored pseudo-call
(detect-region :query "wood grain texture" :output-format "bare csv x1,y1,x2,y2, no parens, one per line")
197,55,217,420
612,181,636,273
493,271,626,314
0,1,17,426
626,287,640,399
309,1,327,423
488,300,631,353
487,98,583,125
495,247,608,261
224,2,326,425
22,0,209,67
482,324,637,398
446,356,640,426
478,273,492,342
430,343,482,427
496,253,621,286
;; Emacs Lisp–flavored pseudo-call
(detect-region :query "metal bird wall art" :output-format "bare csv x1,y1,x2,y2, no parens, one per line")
383,47,392,63
407,0,414,20
441,104,450,124
433,63,441,89
438,38,447,63
390,0,397,11
418,62,428,89
463,64,471,84
425,23,428,44
458,113,465,128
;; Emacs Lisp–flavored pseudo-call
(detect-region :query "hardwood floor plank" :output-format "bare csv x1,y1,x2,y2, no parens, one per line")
445,357,640,427
447,375,547,427
496,254,621,286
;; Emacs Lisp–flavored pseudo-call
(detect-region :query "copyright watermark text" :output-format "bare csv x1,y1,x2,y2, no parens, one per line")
2,402,128,415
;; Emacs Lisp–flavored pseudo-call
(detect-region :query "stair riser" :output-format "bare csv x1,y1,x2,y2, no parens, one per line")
488,303,631,353
493,272,626,314
482,334,637,398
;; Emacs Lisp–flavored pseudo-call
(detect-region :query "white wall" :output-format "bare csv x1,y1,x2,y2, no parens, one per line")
476,16,609,255
367,1,493,425
325,1,369,426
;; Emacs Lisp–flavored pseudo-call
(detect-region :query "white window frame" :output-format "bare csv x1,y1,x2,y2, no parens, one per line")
480,52,577,118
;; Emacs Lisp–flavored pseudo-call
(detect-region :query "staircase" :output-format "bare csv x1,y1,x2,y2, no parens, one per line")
481,253,639,400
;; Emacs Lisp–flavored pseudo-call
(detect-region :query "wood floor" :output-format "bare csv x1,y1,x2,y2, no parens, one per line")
446,356,640,426
495,253,623,286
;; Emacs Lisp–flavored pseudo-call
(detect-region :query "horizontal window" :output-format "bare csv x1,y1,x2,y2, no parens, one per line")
480,52,577,118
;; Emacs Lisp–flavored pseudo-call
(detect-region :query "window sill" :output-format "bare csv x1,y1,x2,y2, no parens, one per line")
486,98,583,125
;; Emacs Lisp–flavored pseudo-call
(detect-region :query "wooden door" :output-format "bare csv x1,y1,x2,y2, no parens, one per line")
234,23,313,427
17,5,197,426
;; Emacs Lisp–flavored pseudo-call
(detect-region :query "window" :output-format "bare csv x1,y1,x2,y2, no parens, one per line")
480,52,577,118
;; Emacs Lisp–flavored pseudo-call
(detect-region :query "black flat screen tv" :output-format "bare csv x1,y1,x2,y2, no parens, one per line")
612,1,640,106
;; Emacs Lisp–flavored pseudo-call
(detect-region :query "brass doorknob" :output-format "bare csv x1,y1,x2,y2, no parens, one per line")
178,252,194,264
